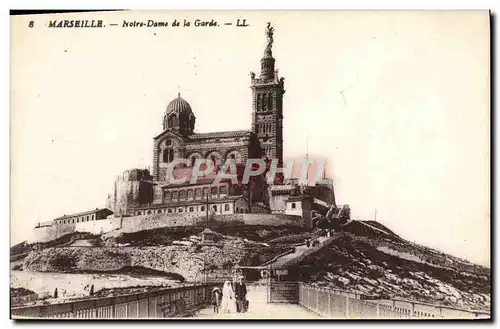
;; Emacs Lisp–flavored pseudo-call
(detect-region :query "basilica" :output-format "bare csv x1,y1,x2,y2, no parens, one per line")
105,23,335,219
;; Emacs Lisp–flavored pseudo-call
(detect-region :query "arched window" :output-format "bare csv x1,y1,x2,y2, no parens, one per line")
137,212,142,215
167,208,173,213
257,94,262,112
147,210,152,214
268,93,273,110
227,151,242,165
172,191,178,199
211,155,216,166
187,189,193,199
168,114,178,128
163,149,174,163
202,187,209,197
263,94,268,110
195,188,201,198
179,190,186,199
189,207,194,212
212,205,217,212
200,206,205,211
224,204,230,212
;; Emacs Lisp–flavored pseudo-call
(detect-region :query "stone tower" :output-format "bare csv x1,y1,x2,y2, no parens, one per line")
250,22,285,164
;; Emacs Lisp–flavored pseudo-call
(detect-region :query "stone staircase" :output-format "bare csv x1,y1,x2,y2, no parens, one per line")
268,236,333,268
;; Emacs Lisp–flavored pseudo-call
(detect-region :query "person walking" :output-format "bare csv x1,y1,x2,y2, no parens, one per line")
234,275,248,313
220,281,235,313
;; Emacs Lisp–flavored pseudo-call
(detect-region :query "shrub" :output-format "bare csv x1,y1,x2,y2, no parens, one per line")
48,253,77,270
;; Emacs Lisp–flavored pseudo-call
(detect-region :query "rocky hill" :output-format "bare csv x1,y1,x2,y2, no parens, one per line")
288,225,490,312
21,227,291,282
12,220,490,313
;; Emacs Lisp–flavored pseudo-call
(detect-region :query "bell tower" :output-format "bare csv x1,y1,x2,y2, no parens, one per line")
250,22,285,165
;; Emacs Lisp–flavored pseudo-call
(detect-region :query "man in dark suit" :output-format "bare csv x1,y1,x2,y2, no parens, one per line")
234,275,247,313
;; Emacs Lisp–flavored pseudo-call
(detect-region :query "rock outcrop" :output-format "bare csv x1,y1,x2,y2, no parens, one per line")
23,240,247,282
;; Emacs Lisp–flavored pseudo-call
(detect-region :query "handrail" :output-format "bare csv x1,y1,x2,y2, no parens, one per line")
297,283,490,319
11,283,218,319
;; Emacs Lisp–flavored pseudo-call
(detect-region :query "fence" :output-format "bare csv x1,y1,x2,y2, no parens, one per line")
11,283,218,319
298,283,490,319
268,281,299,303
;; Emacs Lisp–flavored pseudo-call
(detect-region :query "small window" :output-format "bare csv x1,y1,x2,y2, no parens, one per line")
137,212,142,215
167,208,173,213
158,210,162,214
179,190,186,199
147,210,152,215
77,218,79,223
291,203,296,209
178,208,183,213
86,215,89,221
224,204,230,211
212,205,217,212
210,187,218,195
187,190,194,199
195,188,201,198
189,207,194,212
172,191,179,199
200,206,205,211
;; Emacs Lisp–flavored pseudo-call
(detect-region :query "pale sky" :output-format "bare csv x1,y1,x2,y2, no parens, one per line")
10,11,490,266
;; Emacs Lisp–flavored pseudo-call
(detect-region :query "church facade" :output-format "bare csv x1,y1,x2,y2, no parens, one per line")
106,23,287,217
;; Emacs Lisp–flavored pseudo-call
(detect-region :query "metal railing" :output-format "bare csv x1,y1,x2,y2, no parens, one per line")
11,283,218,319
298,283,490,319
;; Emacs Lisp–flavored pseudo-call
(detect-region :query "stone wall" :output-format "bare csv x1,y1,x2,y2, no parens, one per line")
30,223,75,244
75,219,121,235
30,212,305,244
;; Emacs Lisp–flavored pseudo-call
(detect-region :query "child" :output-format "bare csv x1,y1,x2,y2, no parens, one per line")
211,287,222,314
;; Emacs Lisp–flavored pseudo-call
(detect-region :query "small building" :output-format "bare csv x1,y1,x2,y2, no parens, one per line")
53,208,113,225
201,228,217,244
285,195,313,229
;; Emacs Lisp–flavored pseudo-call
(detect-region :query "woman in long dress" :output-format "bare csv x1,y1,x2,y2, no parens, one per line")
220,281,235,313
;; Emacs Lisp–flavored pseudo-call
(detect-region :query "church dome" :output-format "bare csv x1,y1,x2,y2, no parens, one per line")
163,93,196,134
166,93,192,115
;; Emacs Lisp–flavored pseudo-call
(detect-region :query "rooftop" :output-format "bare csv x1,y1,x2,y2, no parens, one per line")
53,208,113,221
189,130,252,140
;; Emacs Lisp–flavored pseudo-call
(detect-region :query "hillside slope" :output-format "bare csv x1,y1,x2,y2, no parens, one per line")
290,233,490,312
21,227,291,282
